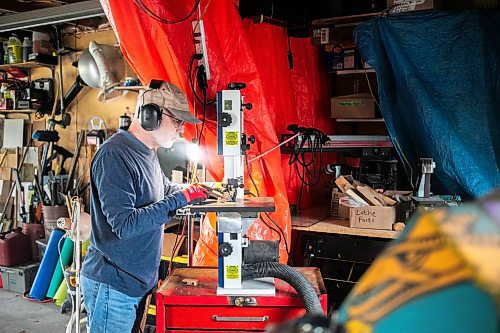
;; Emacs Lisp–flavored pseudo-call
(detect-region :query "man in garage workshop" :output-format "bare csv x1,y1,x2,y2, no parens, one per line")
81,80,208,333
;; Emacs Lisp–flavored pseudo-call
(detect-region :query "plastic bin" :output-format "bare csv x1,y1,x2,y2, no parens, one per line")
0,262,40,293
35,238,47,261
42,205,68,239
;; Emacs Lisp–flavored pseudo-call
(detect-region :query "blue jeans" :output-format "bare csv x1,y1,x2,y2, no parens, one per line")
80,275,143,333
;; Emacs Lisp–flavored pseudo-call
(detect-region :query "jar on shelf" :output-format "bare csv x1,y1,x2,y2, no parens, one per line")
22,37,32,63
7,36,22,64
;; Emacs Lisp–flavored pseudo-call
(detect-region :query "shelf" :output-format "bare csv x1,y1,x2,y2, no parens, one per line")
335,69,375,75
312,12,382,27
114,85,147,91
0,109,36,113
336,118,384,123
0,62,55,70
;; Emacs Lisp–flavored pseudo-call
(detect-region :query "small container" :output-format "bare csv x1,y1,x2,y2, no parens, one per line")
0,228,32,267
32,32,51,55
22,37,32,63
119,110,131,130
7,36,22,64
21,223,45,262
42,205,69,239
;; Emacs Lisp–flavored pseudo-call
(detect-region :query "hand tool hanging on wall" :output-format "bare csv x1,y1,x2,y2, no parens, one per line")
12,168,27,223
0,139,33,231
65,131,85,195
47,145,73,175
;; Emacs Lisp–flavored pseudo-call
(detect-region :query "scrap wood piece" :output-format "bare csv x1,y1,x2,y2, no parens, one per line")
335,175,354,193
357,186,383,206
363,186,396,206
0,150,8,168
393,222,406,231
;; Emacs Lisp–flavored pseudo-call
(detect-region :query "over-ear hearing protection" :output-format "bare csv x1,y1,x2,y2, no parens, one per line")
138,80,164,131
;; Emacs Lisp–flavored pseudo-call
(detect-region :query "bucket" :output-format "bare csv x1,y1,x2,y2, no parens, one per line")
21,223,46,261
42,205,69,239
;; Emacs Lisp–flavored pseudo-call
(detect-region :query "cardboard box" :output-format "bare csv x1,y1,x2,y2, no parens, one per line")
343,49,356,69
330,189,348,217
331,93,375,119
388,0,440,13
0,262,39,293
162,232,187,259
384,190,413,222
313,27,356,46
312,28,331,45
347,204,396,230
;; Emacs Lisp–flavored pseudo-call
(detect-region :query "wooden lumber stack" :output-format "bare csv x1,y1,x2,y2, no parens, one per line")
335,175,397,207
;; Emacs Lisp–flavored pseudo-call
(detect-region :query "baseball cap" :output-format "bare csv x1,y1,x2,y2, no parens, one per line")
138,81,201,124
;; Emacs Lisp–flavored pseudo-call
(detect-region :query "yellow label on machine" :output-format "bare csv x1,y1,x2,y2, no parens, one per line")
226,265,239,279
225,131,239,146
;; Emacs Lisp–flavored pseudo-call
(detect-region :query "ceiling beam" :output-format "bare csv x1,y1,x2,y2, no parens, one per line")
0,0,105,32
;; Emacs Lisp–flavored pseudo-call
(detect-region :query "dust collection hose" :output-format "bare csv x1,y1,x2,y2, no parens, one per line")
242,262,324,316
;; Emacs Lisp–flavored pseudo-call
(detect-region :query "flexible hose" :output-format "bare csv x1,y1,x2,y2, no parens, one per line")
242,262,324,315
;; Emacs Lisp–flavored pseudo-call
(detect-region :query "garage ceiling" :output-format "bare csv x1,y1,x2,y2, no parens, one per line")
0,0,105,34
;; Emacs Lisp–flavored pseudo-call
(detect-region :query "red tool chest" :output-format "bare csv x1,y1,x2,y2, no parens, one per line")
156,267,328,333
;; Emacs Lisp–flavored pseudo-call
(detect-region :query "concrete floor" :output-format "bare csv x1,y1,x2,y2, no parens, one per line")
0,289,75,333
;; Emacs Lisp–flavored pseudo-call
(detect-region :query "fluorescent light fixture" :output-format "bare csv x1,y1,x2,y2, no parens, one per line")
0,0,105,33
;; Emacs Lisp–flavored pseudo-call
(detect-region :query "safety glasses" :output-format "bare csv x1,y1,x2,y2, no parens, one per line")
162,109,185,128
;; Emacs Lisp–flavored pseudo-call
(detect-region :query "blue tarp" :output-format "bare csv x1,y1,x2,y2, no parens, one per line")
354,10,500,198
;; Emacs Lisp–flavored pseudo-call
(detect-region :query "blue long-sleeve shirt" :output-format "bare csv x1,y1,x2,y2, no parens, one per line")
81,131,187,297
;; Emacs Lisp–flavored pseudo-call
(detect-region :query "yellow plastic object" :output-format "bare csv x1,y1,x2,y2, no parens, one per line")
82,239,90,256
7,36,22,64
53,279,67,307
161,255,188,264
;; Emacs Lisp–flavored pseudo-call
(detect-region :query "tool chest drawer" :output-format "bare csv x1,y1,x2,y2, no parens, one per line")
156,267,327,333
163,304,316,331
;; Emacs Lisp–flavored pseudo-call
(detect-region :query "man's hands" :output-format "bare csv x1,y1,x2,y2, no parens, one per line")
181,184,209,204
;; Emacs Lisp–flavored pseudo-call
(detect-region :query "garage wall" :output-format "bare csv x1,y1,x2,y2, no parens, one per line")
32,29,138,153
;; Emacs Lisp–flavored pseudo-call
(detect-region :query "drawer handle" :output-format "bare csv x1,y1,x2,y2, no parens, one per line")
212,315,269,322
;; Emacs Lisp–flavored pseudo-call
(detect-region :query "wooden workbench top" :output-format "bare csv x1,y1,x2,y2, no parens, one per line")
157,267,327,298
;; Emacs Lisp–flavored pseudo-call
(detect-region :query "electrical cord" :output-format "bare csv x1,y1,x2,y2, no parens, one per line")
362,60,414,188
197,86,207,143
187,54,212,144
245,155,289,256
188,54,215,107
133,0,200,24
287,126,328,211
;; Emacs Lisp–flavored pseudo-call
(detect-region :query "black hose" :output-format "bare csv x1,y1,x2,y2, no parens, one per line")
242,262,324,316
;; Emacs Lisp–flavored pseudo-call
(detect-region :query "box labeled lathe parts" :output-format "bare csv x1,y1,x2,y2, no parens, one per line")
346,204,396,230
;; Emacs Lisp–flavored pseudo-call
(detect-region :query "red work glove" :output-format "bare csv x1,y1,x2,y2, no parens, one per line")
181,184,209,204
